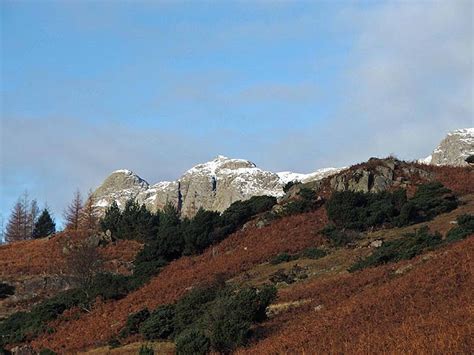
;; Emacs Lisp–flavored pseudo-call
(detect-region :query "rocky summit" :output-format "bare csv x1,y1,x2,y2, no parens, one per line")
421,128,474,166
92,155,342,217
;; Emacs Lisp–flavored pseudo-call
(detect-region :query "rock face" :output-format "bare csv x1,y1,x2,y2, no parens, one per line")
329,157,434,194
92,156,342,218
422,128,474,166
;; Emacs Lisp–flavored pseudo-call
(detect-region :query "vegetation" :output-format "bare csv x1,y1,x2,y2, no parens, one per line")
445,214,474,242
465,155,474,164
282,188,320,215
32,209,56,239
322,225,360,247
326,183,457,231
138,344,154,355
349,227,442,272
0,283,15,299
119,282,276,354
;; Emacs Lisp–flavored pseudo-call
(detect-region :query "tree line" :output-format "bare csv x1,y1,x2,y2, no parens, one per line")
3,189,99,243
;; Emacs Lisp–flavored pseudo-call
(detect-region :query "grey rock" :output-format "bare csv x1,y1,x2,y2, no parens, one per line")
422,128,474,166
92,155,342,218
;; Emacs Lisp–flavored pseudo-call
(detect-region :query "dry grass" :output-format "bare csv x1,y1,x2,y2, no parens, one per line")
239,236,474,354
31,209,328,352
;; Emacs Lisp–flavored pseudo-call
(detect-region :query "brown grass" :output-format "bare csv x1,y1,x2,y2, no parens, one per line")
239,236,474,354
31,209,328,352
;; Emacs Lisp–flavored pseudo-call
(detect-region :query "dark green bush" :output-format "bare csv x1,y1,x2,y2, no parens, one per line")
87,273,132,300
300,247,327,259
445,214,474,242
139,305,176,340
282,188,320,215
0,282,15,299
326,183,457,231
119,308,150,338
270,252,297,265
349,226,442,272
182,208,220,255
395,182,458,226
175,328,210,355
322,225,359,247
39,349,57,355
466,155,474,164
326,190,406,230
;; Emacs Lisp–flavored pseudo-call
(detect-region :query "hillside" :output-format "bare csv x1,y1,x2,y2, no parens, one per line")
1,158,473,354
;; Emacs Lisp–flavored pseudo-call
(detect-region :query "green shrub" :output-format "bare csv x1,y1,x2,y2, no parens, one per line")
445,214,474,242
270,252,297,265
300,247,327,259
39,349,57,355
326,183,457,231
0,348,10,355
139,305,176,340
282,188,320,216
322,225,359,247
0,283,15,299
349,226,442,272
395,182,458,226
87,273,132,300
175,328,210,355
138,344,154,355
119,308,150,338
326,190,406,231
466,155,474,164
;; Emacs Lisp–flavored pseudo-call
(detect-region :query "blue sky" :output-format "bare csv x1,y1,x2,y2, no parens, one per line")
1,0,472,232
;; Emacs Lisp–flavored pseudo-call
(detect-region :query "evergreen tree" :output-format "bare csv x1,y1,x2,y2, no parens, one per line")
32,209,56,239
100,201,122,236
155,203,183,260
64,190,83,231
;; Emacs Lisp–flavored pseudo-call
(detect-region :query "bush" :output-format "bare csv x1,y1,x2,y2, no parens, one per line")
119,308,150,338
138,344,154,355
445,214,474,242
270,252,297,265
349,226,442,272
175,328,210,355
282,188,320,215
326,190,406,231
87,273,132,300
395,182,457,226
300,247,327,259
465,155,474,164
139,305,176,340
0,282,15,299
326,183,458,231
322,225,359,247
39,350,57,355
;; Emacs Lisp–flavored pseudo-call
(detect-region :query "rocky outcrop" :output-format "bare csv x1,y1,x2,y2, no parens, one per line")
329,158,434,194
92,155,342,218
421,128,474,166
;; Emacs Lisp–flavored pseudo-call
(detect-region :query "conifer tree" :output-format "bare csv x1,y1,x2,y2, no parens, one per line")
64,190,83,231
100,201,122,236
32,209,56,238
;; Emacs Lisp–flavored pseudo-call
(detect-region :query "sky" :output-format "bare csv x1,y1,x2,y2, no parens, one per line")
1,0,473,232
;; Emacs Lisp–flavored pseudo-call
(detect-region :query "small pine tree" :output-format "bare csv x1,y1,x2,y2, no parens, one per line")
100,201,122,236
32,209,56,239
64,190,83,231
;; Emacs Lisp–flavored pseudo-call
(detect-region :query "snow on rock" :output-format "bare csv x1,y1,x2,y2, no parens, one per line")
426,128,474,166
92,155,343,217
